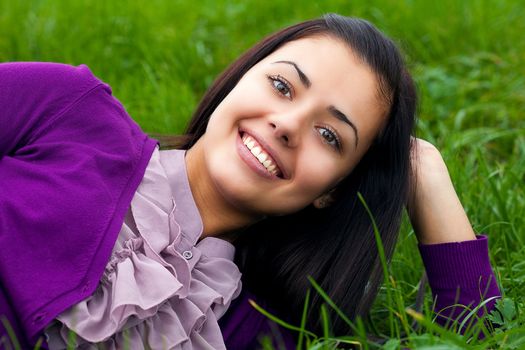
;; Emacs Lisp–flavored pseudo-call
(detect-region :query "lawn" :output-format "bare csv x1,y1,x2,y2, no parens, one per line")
1,0,524,348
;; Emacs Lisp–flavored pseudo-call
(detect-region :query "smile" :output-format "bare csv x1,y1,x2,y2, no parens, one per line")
236,129,287,180
241,133,283,177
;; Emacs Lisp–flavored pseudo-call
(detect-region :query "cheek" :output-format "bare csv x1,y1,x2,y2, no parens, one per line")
292,149,347,197
212,76,275,120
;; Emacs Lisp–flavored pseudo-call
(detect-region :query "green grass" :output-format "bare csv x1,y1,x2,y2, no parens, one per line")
2,0,524,348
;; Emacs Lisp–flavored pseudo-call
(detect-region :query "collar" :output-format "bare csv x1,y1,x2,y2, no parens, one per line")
157,148,236,261
158,148,204,245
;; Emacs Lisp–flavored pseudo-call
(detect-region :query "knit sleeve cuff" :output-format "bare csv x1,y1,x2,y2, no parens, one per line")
418,235,498,291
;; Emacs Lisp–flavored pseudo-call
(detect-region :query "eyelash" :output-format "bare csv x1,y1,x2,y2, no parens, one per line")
267,74,342,151
317,125,342,151
267,74,294,99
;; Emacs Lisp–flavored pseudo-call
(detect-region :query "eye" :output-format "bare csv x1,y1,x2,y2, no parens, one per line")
317,126,341,150
267,74,293,100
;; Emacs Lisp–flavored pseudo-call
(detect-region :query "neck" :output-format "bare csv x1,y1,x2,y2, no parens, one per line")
185,143,258,240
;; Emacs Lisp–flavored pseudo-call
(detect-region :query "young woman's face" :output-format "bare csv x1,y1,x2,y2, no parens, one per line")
194,35,387,216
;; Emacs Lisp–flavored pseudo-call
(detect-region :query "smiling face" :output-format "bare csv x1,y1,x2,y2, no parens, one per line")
188,35,388,217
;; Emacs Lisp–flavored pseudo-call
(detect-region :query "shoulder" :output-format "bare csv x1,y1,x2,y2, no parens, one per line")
0,62,114,157
1,61,102,91
0,62,108,129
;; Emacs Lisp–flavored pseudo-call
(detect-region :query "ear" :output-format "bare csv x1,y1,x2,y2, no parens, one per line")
312,190,336,209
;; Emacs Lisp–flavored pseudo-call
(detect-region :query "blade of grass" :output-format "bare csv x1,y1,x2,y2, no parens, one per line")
320,304,330,340
307,276,357,334
357,193,396,337
297,289,311,349
405,308,467,348
0,316,21,350
458,296,500,335
248,299,317,339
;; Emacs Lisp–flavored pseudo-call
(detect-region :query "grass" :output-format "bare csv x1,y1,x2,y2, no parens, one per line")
1,0,524,348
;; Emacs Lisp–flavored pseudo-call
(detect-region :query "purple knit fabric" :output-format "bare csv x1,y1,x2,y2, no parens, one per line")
419,235,500,329
0,62,158,347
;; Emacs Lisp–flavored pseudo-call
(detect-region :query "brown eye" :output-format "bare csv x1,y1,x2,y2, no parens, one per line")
321,129,335,142
268,75,293,99
317,126,341,150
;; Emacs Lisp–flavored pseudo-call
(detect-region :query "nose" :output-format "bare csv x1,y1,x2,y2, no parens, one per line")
268,109,309,148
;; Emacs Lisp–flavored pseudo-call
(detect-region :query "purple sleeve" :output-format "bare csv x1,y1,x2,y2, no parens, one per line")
0,62,101,347
418,235,501,329
0,62,158,345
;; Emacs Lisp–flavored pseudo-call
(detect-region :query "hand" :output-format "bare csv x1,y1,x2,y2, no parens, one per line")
408,138,476,245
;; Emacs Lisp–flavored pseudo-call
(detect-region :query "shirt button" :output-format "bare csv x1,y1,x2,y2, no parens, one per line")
182,250,193,260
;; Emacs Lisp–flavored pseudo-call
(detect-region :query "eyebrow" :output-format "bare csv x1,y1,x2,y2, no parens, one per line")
273,60,359,148
328,106,359,148
273,60,311,88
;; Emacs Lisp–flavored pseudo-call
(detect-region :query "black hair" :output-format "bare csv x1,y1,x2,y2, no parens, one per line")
152,13,417,335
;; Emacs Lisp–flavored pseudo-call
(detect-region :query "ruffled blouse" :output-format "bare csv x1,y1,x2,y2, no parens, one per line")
44,146,242,349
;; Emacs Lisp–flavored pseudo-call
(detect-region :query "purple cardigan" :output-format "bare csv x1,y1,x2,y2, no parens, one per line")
0,62,158,346
0,63,500,349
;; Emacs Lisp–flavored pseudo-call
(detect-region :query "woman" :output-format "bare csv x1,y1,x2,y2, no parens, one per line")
0,14,499,349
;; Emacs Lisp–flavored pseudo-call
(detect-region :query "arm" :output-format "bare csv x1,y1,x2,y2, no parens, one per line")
408,139,501,329
0,62,158,344
408,139,476,245
0,62,102,347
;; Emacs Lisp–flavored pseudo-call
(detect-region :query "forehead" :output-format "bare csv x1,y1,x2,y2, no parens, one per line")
259,35,374,84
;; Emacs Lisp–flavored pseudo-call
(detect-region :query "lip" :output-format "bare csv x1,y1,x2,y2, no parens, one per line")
237,128,289,180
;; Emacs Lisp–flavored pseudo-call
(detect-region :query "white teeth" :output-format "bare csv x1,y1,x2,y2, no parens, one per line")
242,135,256,150
242,132,282,177
257,153,267,163
251,146,261,157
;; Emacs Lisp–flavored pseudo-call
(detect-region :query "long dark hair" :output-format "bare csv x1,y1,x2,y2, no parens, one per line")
152,14,416,335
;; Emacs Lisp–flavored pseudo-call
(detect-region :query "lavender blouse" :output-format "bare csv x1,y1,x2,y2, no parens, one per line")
45,146,242,349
